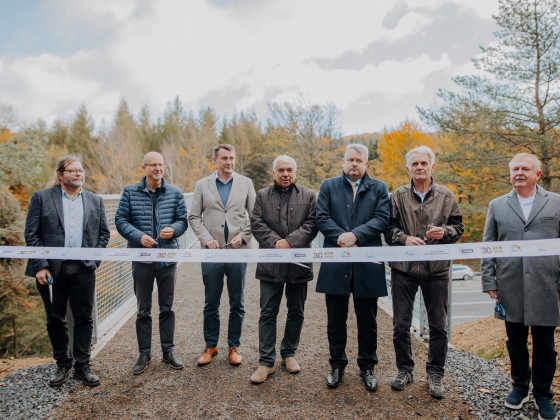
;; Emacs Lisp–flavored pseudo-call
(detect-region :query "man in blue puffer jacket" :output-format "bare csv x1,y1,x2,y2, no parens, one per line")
115,151,188,376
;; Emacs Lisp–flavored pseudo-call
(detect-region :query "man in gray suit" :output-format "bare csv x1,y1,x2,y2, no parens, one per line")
482,153,560,420
189,144,256,366
25,155,110,387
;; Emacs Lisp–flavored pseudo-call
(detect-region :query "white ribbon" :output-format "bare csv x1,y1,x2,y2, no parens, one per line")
2,238,559,263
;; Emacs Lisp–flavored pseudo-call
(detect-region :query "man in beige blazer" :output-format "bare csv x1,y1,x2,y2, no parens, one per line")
189,144,256,366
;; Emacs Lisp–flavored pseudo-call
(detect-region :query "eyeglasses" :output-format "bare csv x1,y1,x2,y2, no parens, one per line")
144,163,164,168
62,169,85,175
494,299,506,317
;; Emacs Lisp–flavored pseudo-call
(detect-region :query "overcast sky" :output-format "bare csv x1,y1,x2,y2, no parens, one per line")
0,0,499,135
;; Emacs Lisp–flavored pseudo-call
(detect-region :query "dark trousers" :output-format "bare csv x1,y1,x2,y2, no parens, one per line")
132,262,177,355
37,261,95,369
258,280,308,367
325,293,378,371
505,321,556,400
201,262,247,348
391,270,449,377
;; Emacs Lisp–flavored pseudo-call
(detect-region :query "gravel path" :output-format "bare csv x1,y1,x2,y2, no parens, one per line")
1,263,557,419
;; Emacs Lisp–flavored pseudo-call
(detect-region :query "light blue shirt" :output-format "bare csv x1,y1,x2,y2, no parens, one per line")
345,176,361,190
62,189,84,248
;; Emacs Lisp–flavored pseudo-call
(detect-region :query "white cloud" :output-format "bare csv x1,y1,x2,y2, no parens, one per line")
0,0,498,132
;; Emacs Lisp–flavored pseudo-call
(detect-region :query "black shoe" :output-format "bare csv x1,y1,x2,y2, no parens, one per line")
163,351,184,369
504,388,529,410
327,368,344,388
49,364,72,387
74,366,100,387
133,354,151,375
536,398,558,420
360,369,378,392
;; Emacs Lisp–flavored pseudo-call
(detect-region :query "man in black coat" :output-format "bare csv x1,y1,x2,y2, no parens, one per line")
25,155,110,387
249,155,317,384
316,144,390,391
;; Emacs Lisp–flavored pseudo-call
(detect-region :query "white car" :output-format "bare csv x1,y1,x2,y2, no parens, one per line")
451,264,474,280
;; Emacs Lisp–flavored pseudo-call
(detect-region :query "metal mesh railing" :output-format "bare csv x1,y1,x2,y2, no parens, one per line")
92,193,195,343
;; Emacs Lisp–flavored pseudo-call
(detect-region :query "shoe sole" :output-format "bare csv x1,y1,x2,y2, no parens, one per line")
505,395,529,410
538,414,558,420
250,369,275,384
198,350,218,366
429,390,444,399
163,359,184,370
133,358,151,375
49,369,72,387
74,372,100,387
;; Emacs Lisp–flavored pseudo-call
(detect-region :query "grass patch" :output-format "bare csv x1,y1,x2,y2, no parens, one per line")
474,346,507,360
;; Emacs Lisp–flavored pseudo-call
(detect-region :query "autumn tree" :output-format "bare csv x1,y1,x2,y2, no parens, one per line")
92,99,144,193
267,98,344,190
419,0,560,192
375,122,438,192
0,128,51,357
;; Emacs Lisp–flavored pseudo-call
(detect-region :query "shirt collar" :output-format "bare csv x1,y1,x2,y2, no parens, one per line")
61,188,82,199
344,176,361,187
215,172,233,184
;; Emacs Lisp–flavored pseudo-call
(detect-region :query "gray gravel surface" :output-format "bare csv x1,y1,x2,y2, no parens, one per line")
1,263,557,419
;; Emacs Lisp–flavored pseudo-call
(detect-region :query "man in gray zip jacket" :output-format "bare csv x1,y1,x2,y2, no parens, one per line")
385,146,463,399
115,152,188,375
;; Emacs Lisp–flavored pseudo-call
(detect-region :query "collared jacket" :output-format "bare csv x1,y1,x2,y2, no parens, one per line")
316,172,390,298
24,186,110,279
481,186,560,326
251,183,318,283
115,177,188,249
385,179,464,278
188,171,256,248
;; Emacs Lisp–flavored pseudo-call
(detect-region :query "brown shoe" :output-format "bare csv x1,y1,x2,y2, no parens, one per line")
197,347,218,366
282,357,301,374
229,347,243,365
250,366,275,384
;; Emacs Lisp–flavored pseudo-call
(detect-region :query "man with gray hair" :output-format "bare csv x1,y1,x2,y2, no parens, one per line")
316,144,390,391
249,155,318,383
482,153,559,420
116,151,188,375
385,145,463,399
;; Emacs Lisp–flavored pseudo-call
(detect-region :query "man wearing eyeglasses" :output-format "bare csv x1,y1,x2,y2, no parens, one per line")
385,146,464,399
115,151,188,375
188,144,256,367
482,153,560,420
25,155,110,387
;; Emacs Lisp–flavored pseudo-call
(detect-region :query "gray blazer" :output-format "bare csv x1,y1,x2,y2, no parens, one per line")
188,172,256,248
481,186,560,326
24,186,111,279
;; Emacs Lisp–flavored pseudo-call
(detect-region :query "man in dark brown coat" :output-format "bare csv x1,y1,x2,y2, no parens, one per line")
249,155,318,384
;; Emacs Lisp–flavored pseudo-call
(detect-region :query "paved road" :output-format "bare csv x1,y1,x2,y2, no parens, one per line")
450,275,494,326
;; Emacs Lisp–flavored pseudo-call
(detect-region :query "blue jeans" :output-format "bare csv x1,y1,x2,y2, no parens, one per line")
201,263,247,348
